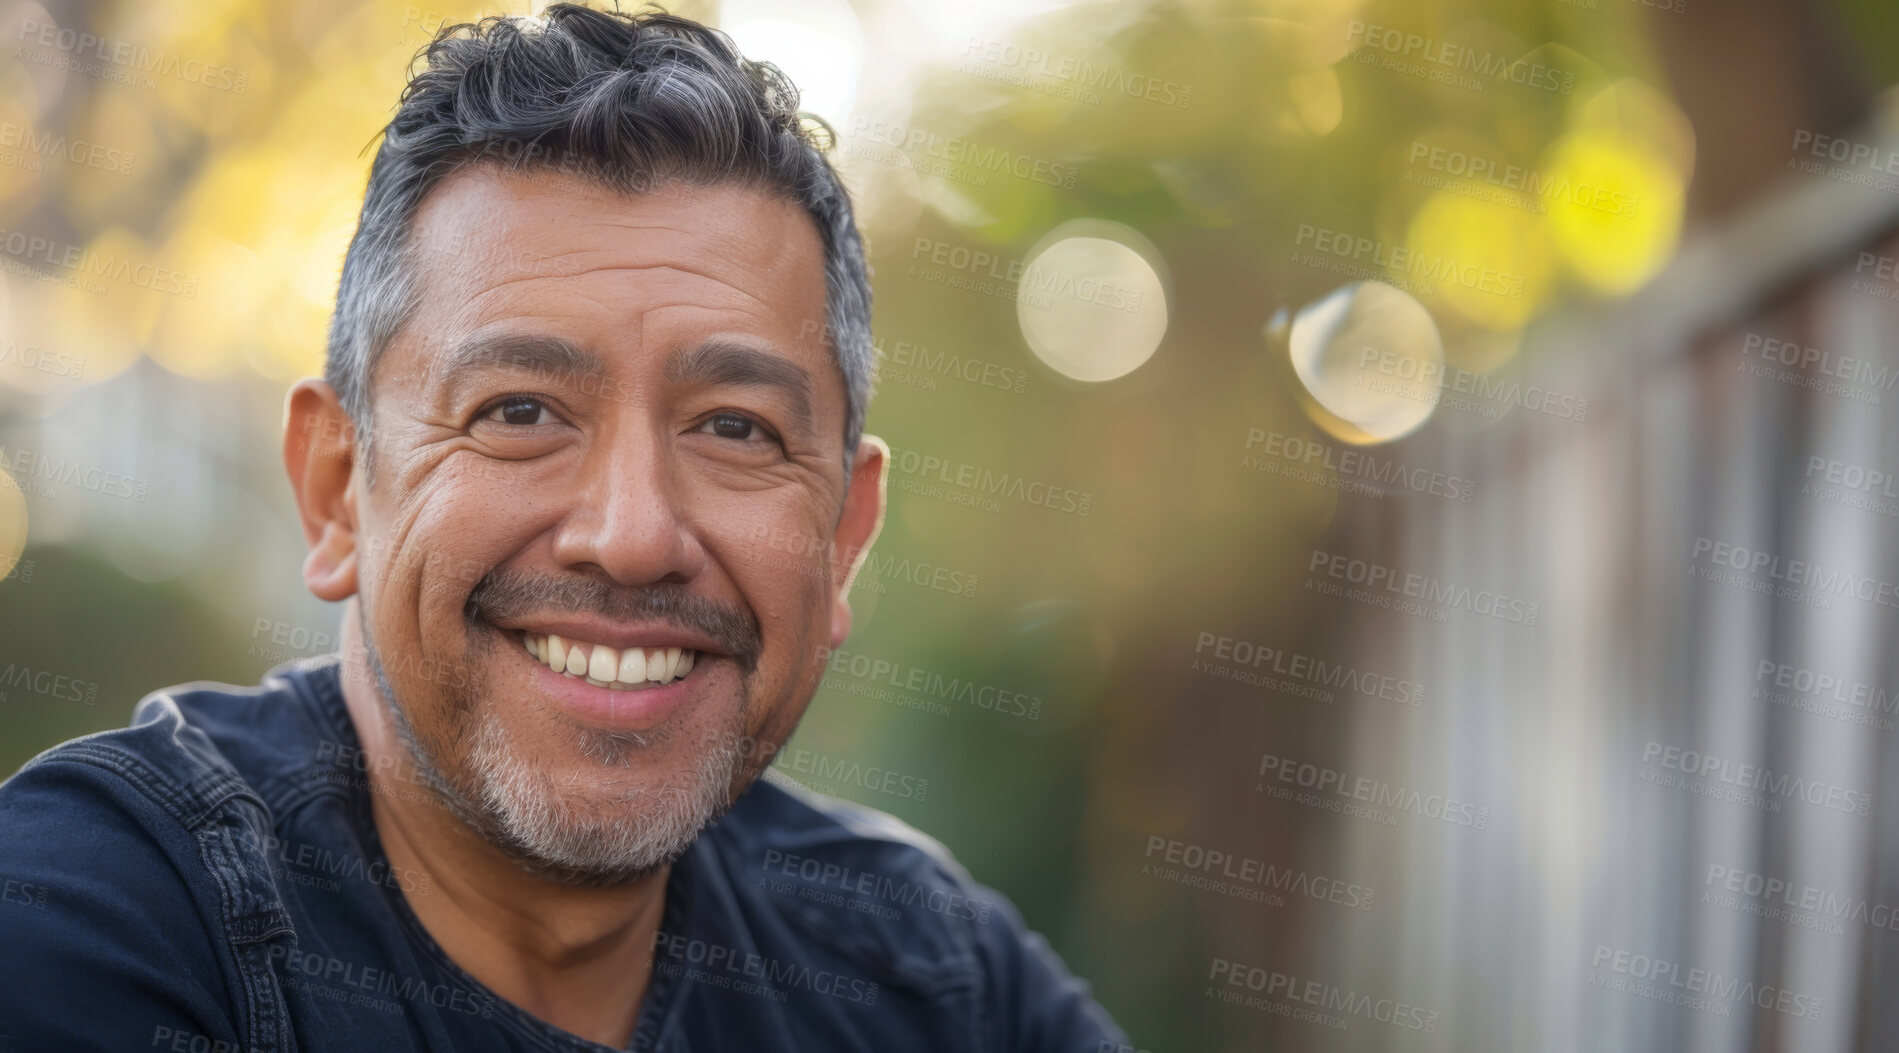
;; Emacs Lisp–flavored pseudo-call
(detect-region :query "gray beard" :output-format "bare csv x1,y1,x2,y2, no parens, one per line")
358,602,750,888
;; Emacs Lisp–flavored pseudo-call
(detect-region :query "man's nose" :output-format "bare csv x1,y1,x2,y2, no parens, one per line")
549,429,707,586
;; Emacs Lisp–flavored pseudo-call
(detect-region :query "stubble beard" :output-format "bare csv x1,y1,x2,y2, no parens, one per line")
359,601,755,888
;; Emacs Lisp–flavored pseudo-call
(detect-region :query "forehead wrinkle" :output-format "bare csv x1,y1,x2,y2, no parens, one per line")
449,262,787,319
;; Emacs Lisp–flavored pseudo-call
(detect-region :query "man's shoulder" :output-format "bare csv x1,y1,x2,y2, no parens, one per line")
4,656,343,832
0,665,328,1047
702,768,1002,980
738,767,971,879
701,770,1129,1047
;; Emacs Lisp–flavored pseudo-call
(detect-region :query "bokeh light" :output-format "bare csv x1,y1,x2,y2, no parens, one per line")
1015,219,1170,383
0,464,25,578
1284,280,1443,444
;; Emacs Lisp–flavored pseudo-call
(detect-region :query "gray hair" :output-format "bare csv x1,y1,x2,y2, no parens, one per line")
325,4,875,473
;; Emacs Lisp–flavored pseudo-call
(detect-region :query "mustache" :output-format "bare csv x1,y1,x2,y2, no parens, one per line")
464,567,763,675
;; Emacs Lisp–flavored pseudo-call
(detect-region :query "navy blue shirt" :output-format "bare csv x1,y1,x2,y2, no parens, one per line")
0,657,1127,1052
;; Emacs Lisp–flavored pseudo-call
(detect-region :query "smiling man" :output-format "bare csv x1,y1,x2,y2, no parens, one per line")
0,6,1126,1051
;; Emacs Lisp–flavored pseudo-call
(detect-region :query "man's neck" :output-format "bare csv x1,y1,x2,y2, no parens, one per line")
337,623,669,1048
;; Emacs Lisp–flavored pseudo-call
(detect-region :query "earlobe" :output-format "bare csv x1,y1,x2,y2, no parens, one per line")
284,379,362,602
828,435,888,649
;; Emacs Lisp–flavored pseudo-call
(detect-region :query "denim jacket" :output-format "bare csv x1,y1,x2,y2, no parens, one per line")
0,656,1128,1052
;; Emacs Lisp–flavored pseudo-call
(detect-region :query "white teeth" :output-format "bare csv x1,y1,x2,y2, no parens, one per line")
588,644,617,682
618,646,647,683
525,630,697,688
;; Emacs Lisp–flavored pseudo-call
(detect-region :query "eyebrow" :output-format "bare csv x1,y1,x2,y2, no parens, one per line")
665,339,814,435
431,331,814,433
433,333,606,393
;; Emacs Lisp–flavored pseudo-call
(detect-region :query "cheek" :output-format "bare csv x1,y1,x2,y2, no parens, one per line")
708,512,837,661
364,460,550,653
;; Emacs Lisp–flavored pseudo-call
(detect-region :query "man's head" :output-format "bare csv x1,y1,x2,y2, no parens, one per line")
283,4,886,888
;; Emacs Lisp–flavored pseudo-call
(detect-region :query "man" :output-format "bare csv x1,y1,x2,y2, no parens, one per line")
0,6,1127,1050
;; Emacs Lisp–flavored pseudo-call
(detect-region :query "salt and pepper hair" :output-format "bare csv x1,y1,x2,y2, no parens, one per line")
325,3,875,472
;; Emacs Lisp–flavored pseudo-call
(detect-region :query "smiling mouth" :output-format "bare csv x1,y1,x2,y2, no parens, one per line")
519,632,701,691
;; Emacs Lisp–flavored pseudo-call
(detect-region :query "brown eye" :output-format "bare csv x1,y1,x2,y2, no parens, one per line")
703,412,759,441
484,397,551,426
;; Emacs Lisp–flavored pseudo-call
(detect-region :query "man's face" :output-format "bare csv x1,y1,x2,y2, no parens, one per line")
323,167,879,885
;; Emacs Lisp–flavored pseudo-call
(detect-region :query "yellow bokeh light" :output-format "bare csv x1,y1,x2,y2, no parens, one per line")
1403,189,1552,330
1286,65,1343,136
1537,76,1693,296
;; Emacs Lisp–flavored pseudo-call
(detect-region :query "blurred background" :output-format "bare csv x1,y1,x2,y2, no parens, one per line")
5,0,1899,1049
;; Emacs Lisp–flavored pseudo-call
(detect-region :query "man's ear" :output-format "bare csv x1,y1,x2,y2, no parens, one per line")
284,379,361,602
828,435,889,648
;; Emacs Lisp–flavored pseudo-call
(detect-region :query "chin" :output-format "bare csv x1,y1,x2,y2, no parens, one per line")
453,693,747,885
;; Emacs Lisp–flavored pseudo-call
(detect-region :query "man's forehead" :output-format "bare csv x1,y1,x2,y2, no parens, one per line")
405,165,830,335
